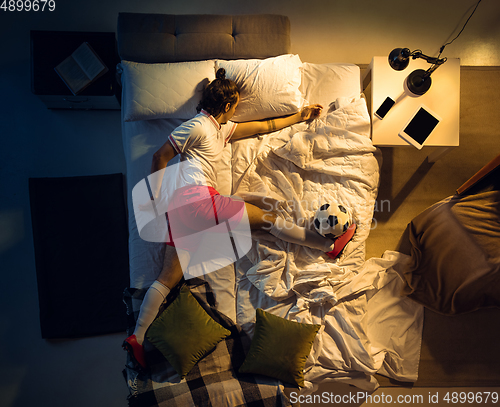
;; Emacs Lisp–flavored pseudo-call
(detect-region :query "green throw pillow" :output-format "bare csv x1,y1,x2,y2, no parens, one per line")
146,285,231,378
239,308,321,387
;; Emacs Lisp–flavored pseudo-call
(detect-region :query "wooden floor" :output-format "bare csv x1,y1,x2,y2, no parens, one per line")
364,66,500,389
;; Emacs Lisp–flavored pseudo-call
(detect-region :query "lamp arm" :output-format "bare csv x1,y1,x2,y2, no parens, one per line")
410,50,447,78
425,58,447,77
410,50,447,65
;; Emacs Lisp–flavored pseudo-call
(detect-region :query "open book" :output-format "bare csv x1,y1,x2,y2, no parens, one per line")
54,42,109,95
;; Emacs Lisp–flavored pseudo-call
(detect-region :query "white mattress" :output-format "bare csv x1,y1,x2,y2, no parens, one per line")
120,62,424,391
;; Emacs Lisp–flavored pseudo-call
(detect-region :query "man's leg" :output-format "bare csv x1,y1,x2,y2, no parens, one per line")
157,244,186,290
244,202,336,252
135,245,184,343
123,245,186,370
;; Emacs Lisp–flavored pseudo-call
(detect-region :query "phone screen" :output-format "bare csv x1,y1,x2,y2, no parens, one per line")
375,97,395,119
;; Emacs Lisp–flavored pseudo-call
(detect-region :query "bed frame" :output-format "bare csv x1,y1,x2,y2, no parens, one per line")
117,13,298,406
117,13,291,63
117,11,293,297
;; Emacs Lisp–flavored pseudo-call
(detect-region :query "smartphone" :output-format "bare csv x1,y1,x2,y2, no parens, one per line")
375,97,395,119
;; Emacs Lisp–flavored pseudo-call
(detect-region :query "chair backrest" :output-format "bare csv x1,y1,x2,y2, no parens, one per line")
456,153,500,195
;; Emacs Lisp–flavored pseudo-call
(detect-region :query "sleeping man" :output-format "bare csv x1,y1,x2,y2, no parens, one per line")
123,68,355,371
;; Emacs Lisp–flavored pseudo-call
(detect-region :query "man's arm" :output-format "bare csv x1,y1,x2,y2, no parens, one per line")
149,140,177,198
151,140,177,174
231,104,323,141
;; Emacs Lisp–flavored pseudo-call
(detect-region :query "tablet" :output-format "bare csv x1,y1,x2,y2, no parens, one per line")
399,105,440,149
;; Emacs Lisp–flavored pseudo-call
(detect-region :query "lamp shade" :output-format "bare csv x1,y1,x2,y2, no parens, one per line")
388,48,410,71
406,69,432,95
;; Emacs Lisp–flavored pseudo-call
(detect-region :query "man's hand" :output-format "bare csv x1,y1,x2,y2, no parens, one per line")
300,104,323,121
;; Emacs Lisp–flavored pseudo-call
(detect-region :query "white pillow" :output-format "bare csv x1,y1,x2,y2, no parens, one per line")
300,63,361,110
216,54,304,122
120,60,216,122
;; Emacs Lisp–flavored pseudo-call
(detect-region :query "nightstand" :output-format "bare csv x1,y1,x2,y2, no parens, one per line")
30,31,121,110
363,56,460,162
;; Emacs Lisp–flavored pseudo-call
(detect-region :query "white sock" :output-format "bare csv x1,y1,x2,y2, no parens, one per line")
133,280,170,345
269,217,335,252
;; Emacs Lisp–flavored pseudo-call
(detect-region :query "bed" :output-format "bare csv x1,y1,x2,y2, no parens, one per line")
117,13,424,406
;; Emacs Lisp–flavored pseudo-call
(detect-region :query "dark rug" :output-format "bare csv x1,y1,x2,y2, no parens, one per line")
29,173,129,339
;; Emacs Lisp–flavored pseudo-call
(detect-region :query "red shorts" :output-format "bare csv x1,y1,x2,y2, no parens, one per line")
165,185,245,251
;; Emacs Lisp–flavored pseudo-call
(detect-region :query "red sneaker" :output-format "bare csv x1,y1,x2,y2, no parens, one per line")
325,224,357,259
122,334,147,372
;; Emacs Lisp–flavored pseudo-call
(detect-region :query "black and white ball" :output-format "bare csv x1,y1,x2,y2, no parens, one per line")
313,201,352,239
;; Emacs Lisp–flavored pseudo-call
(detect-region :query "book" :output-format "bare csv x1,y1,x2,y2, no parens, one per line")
54,42,109,95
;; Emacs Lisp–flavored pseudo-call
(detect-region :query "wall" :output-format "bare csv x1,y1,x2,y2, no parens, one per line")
2,0,499,66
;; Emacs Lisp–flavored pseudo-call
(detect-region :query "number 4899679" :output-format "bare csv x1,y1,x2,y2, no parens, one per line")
1,0,56,11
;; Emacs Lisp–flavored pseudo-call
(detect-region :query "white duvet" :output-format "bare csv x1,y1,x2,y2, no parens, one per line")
231,97,424,391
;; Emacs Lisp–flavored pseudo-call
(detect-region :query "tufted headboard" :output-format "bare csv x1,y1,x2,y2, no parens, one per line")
117,13,291,63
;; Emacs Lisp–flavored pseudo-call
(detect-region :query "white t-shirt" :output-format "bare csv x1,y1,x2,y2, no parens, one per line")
168,110,237,189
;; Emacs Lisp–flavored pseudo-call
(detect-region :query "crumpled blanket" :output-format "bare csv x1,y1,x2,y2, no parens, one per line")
235,98,380,300
233,98,424,391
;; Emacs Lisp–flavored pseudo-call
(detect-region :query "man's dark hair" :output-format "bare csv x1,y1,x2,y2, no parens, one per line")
197,68,239,117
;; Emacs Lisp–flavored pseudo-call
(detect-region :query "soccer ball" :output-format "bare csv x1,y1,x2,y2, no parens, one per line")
313,201,352,239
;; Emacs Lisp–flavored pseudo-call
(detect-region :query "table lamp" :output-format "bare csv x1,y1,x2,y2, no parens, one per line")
388,0,482,96
388,48,447,95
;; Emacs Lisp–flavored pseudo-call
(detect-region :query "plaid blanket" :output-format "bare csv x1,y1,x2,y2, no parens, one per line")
123,278,292,407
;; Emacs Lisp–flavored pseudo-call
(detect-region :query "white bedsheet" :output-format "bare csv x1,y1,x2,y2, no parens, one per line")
232,98,424,391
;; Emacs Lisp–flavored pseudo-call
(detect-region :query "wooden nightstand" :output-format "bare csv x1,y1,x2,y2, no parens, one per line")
30,30,121,110
363,56,460,162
